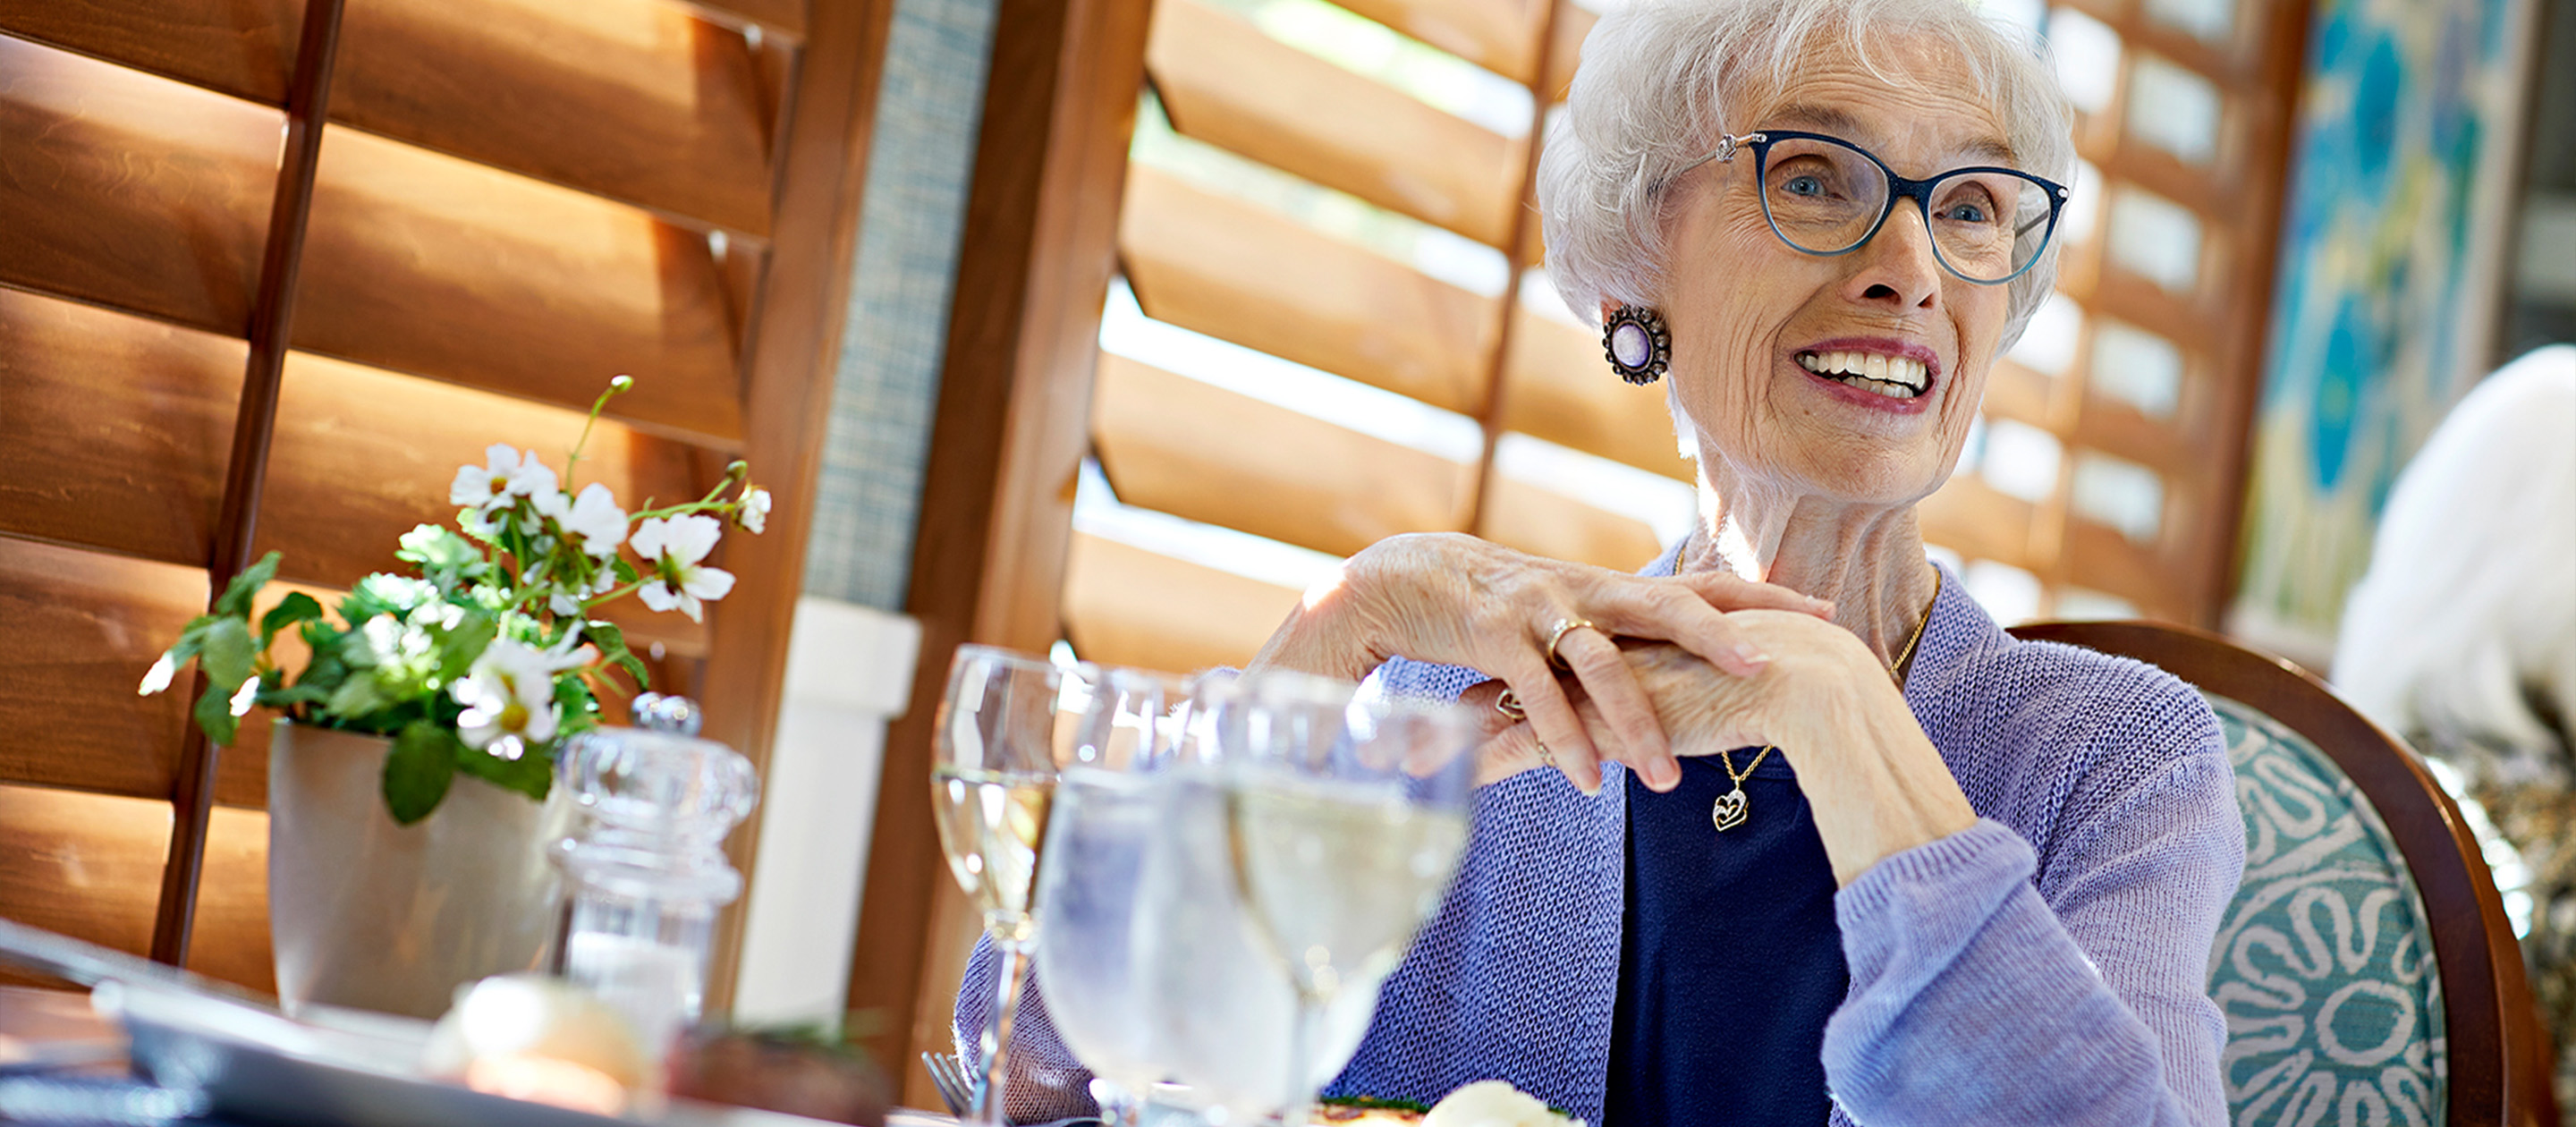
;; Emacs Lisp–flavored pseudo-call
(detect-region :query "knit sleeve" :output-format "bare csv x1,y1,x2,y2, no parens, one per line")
1820,705,2241,1126
955,936,1100,1123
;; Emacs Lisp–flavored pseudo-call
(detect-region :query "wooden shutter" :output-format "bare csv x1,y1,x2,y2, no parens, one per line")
1918,0,2308,624
1068,0,1691,675
0,0,884,997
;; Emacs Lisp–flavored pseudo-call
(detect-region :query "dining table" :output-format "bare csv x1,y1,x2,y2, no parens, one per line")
0,984,971,1127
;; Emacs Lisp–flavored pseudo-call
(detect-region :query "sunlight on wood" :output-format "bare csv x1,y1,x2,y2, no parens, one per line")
1151,0,1523,248
1091,352,1471,556
1122,167,1496,415
1063,533,1304,674
299,126,743,444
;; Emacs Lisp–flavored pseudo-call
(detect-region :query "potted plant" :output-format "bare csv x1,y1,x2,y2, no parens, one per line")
141,377,769,1018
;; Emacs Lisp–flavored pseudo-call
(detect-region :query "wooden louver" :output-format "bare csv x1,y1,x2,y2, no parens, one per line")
1072,0,1689,675
0,0,872,997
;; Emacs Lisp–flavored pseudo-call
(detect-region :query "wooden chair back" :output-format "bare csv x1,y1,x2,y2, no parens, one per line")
2010,619,2556,1127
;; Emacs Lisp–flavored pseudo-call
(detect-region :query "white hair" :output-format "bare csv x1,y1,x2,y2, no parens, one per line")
1536,0,2076,353
2334,344,2576,773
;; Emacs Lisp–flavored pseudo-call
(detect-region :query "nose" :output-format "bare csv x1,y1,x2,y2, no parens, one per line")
1842,204,1942,311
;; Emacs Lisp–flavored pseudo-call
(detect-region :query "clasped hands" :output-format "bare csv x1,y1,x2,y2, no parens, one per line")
1247,534,1974,882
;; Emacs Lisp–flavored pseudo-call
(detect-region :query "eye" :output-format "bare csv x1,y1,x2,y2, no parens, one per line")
1939,201,1991,225
1781,174,1829,198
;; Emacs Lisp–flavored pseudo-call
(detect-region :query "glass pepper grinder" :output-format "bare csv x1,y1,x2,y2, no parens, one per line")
553,693,760,1058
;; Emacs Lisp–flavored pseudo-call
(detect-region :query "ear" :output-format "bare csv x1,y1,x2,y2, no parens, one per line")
1599,300,1619,324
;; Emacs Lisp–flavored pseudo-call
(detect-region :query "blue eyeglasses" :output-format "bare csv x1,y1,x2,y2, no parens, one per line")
1674,129,2072,285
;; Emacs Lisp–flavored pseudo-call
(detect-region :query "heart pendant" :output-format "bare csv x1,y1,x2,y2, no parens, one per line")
1712,786,1748,832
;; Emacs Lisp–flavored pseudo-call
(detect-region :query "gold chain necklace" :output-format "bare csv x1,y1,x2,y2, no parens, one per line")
1713,566,1942,833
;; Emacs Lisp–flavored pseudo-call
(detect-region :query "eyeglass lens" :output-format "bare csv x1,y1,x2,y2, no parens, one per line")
1758,135,2055,284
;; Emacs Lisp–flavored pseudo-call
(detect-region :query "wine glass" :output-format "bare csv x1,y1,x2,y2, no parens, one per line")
1030,665,1192,1127
1169,672,1479,1126
930,644,1079,1125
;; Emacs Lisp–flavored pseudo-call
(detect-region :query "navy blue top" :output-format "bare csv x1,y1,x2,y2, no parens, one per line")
1605,751,1847,1127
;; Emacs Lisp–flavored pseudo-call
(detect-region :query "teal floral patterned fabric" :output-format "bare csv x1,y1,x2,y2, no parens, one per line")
2207,693,2446,1124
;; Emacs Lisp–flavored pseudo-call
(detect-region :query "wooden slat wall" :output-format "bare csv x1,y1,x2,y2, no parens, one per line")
1122,167,1496,415
0,786,273,991
1907,0,2309,623
295,127,746,442
1148,0,1522,248
1073,0,1674,674
1090,352,1473,556
0,0,884,998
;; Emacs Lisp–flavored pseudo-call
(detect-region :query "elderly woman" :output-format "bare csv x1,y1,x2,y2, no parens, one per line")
961,0,2242,1123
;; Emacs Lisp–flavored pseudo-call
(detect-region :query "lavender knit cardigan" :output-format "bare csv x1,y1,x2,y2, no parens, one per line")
960,559,2246,1125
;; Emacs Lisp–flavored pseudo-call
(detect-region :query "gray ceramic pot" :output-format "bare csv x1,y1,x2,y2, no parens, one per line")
267,724,569,1019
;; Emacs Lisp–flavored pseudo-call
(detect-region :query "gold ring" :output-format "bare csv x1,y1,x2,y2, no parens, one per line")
1533,737,1555,767
1546,618,1597,670
1495,689,1526,722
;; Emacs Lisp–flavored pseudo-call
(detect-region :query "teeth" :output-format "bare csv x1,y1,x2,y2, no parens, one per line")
1795,350,1931,395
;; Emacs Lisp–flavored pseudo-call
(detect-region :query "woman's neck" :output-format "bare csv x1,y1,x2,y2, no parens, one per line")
1682,475,1938,674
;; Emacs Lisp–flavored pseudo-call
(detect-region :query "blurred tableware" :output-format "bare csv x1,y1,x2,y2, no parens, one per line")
1204,674,1477,1127
666,1024,891,1126
930,646,1076,1125
552,695,760,1057
919,1051,971,1116
1031,667,1191,1126
100,977,870,1127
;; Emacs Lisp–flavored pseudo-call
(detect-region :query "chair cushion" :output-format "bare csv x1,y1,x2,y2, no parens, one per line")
2205,693,2446,1124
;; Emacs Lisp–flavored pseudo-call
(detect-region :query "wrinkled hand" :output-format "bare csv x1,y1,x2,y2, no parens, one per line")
1248,533,1833,793
1470,610,1881,787
1479,612,1979,883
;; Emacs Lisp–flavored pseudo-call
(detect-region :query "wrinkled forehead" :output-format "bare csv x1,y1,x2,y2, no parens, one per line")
1716,25,2017,166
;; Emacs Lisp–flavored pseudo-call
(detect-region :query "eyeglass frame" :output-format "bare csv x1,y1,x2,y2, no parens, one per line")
1671,129,2073,286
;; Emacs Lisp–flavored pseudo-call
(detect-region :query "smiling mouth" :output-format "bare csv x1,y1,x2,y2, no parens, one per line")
1796,350,1930,400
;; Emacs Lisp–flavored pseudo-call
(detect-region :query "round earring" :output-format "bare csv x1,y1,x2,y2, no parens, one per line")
1603,305,1670,386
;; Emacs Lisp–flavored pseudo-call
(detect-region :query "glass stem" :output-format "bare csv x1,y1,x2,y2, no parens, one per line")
972,930,1038,1126
1280,992,1330,1127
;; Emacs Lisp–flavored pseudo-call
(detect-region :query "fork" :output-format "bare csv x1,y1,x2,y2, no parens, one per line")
919,1050,974,1117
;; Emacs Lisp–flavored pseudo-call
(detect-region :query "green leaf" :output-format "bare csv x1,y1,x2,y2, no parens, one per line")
165,615,217,665
198,617,256,691
256,683,333,708
611,557,639,586
213,553,281,618
259,592,325,648
453,742,551,802
382,721,458,825
585,621,649,691
192,682,240,746
430,606,498,682
295,641,350,692
327,673,394,719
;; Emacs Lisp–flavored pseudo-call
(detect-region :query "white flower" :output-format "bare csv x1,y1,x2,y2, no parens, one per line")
450,639,584,757
628,515,735,623
139,652,176,696
737,487,771,535
448,445,559,511
535,483,627,557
